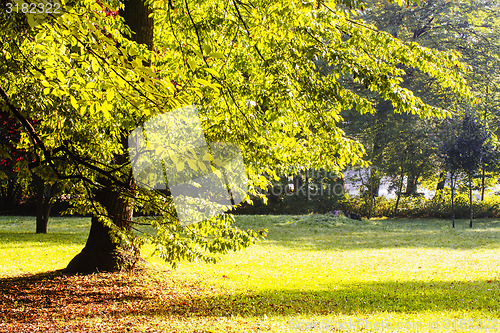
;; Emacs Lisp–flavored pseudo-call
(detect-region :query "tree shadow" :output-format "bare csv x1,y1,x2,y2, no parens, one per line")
1,270,499,332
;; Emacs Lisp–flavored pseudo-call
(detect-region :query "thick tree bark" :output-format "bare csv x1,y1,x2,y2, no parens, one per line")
119,0,154,47
65,0,153,274
65,184,139,273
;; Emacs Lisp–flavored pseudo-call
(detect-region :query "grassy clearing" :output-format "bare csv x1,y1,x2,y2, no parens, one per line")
1,215,500,332
0,216,90,277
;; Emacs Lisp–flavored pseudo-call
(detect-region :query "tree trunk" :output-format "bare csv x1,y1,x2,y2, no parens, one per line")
305,170,309,201
482,87,488,202
119,0,154,47
451,172,455,228
65,184,138,274
35,181,48,234
405,173,419,196
481,166,485,201
469,174,473,228
393,172,404,217
66,0,153,274
436,172,446,191
293,174,303,194
368,168,375,219
35,175,56,234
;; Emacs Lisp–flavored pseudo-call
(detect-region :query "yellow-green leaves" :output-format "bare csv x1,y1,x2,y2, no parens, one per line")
70,95,78,109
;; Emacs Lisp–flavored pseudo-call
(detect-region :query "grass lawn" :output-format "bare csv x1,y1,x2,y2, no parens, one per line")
1,215,500,332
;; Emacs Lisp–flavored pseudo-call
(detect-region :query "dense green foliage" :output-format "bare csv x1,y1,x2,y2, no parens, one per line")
336,0,500,205
0,0,472,264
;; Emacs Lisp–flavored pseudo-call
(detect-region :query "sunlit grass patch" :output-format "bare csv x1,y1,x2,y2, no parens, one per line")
1,215,500,332
0,216,89,277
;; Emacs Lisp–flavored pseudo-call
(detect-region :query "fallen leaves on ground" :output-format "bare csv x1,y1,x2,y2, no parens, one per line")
0,269,273,333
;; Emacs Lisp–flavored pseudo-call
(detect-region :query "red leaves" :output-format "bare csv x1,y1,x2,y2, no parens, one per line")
0,110,31,173
104,7,118,18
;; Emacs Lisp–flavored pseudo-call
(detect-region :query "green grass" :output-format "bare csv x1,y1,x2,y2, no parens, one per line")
0,216,90,277
1,215,500,332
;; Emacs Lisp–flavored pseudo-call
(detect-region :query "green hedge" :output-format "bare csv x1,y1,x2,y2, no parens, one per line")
338,191,500,218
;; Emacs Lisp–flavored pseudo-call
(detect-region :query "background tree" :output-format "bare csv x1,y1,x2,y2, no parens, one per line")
383,116,439,215
456,111,497,228
359,0,500,199
440,111,497,227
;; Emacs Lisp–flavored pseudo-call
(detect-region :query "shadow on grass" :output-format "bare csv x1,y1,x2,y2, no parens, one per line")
236,216,500,251
1,269,499,332
0,232,88,247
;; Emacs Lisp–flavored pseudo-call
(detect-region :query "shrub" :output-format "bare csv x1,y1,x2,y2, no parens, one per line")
337,192,500,219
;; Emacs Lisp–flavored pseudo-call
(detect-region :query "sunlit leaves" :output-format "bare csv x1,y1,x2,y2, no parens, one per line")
0,0,471,265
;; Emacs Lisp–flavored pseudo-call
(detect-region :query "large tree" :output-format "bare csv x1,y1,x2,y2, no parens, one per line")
0,0,469,272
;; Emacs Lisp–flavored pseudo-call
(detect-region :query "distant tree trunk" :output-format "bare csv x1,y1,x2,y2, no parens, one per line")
393,172,404,217
337,177,345,194
66,0,153,274
481,166,485,201
405,173,419,196
366,176,381,197
305,170,309,201
367,167,377,219
436,172,446,191
450,172,455,228
482,88,488,201
469,174,473,228
34,175,57,234
293,174,303,193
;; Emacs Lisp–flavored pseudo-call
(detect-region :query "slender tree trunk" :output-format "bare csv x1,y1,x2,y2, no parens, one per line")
482,87,488,201
368,168,373,219
436,172,446,192
293,174,303,194
35,176,47,234
305,170,309,201
481,166,485,201
451,172,455,228
469,174,473,228
393,172,404,217
65,0,153,274
35,175,57,234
